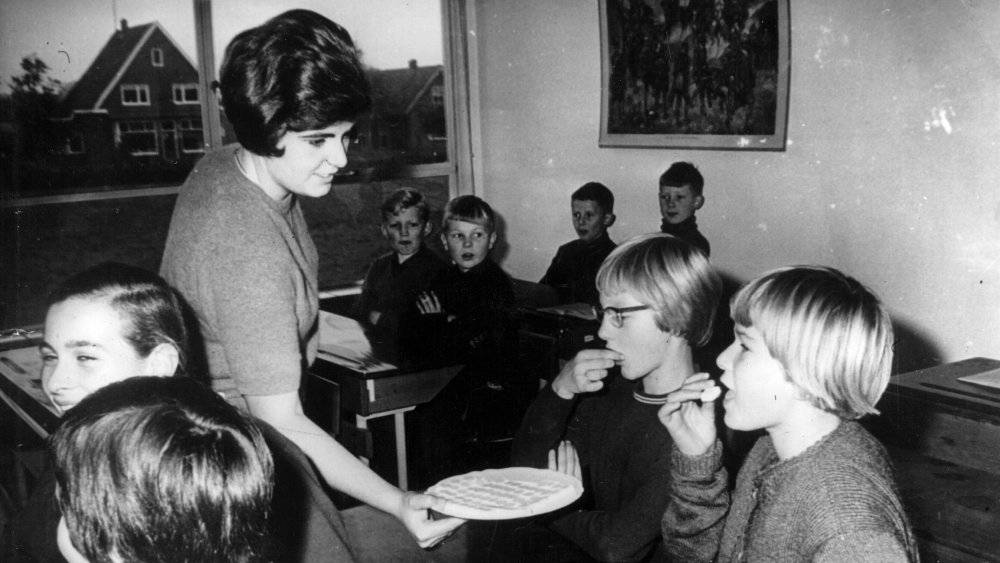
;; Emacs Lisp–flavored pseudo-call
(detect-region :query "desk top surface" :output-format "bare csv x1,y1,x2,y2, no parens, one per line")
0,342,60,435
886,357,1000,416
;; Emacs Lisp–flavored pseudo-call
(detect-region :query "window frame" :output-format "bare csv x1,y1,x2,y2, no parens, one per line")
172,83,200,105
120,84,151,106
151,47,164,67
3,0,481,296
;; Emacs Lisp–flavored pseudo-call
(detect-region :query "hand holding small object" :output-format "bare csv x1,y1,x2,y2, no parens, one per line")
658,372,719,457
550,348,622,399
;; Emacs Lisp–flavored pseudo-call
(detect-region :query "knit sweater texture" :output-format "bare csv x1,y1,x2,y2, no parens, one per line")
539,233,616,305
512,376,674,562
161,146,318,405
662,421,918,562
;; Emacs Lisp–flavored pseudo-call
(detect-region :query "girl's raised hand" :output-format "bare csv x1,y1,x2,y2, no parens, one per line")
658,372,720,457
547,440,582,482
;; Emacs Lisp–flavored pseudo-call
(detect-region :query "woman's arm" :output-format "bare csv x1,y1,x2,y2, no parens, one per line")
245,392,464,547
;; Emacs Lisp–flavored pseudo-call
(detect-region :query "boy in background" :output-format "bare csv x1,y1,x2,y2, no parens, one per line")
540,182,617,306
659,162,710,257
659,266,917,562
409,195,520,483
353,187,446,352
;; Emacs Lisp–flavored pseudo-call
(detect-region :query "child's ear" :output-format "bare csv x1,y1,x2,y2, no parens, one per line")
380,224,390,239
603,213,616,228
441,232,448,250
145,343,180,377
694,195,705,210
488,231,497,250
422,221,433,236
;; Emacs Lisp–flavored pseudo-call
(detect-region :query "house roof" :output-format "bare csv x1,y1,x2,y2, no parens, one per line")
58,21,196,116
367,62,443,115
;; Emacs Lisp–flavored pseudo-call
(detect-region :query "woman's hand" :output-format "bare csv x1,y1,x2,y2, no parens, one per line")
547,440,582,482
658,372,719,457
550,348,622,400
416,291,443,315
395,491,466,549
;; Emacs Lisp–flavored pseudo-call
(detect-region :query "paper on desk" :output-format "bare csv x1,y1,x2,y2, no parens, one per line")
958,368,1000,391
317,312,394,373
536,302,597,321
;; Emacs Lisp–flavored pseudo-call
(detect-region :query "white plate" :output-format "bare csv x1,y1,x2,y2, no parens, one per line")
428,467,583,520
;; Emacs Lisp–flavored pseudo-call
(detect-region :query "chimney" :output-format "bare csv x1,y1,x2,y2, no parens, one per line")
121,18,128,31
408,59,417,70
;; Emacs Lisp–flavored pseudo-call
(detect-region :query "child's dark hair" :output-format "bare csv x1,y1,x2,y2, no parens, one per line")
53,377,274,563
48,262,190,376
380,187,430,223
443,195,496,232
220,9,372,157
572,182,615,214
659,162,704,196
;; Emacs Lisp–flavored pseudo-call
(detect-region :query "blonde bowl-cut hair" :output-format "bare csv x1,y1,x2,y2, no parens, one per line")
595,233,721,347
730,265,894,419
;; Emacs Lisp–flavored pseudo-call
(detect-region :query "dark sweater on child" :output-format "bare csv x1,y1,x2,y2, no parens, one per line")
512,376,674,562
660,217,710,257
661,421,918,563
540,233,616,305
352,247,446,351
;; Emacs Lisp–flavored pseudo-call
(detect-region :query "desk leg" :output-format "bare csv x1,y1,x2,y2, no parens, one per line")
353,408,414,490
355,414,371,467
394,412,408,491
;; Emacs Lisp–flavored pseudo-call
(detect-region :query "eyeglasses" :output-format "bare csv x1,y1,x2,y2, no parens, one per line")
591,305,650,328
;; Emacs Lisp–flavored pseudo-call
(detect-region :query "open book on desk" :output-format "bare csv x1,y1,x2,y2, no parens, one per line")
317,311,395,374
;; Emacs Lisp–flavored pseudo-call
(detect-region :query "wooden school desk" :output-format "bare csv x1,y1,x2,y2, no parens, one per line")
0,332,57,439
868,357,1000,562
308,311,462,490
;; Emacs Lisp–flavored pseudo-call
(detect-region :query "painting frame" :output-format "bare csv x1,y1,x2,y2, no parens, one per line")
598,0,790,151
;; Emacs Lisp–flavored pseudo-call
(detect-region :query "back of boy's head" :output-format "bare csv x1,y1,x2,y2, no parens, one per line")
596,233,721,347
572,182,615,214
380,187,430,223
659,162,704,196
730,265,894,420
443,195,495,232
53,377,273,563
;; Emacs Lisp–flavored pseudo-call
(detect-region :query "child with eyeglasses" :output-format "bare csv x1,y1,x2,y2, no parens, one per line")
509,233,722,562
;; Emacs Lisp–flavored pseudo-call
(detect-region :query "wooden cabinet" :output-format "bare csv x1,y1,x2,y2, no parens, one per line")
867,357,1000,562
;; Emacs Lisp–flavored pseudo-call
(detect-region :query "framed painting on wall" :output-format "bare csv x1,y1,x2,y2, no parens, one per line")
599,0,790,150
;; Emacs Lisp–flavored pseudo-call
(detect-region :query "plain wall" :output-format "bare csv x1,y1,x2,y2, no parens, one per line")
472,0,1000,373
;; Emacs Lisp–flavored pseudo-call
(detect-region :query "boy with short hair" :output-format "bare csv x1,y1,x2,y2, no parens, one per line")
409,195,519,481
659,266,918,562
659,162,710,257
51,376,274,563
353,187,446,351
540,182,617,305
511,233,722,562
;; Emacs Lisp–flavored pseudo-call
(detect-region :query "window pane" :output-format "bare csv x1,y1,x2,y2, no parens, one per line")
1,194,177,326
302,176,450,288
213,0,447,167
1,2,200,196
